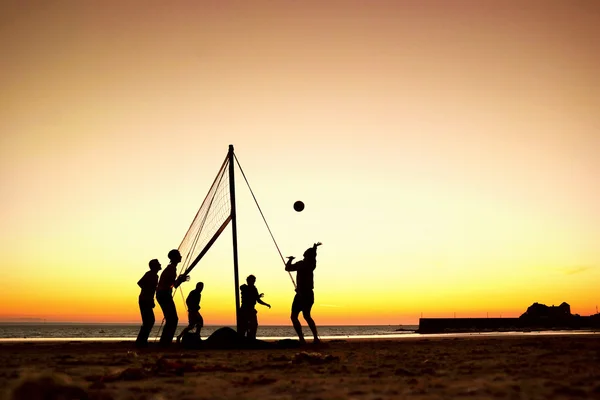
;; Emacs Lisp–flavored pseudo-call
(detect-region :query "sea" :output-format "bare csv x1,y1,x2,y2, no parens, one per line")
0,324,419,341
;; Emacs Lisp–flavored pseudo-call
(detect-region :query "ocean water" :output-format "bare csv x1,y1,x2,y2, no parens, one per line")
0,324,418,341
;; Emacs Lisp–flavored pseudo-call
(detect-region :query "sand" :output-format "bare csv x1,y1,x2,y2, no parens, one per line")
1,334,599,399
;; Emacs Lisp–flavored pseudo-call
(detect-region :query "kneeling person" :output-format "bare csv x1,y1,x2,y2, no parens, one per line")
177,282,204,343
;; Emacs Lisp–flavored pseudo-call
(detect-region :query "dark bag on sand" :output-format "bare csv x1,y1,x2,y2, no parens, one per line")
205,327,243,349
182,327,302,350
180,327,244,350
181,332,203,349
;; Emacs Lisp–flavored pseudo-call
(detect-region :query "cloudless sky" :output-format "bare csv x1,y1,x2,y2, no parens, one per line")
1,1,599,325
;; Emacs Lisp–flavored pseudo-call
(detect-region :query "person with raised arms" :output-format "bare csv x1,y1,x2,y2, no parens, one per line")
285,242,322,344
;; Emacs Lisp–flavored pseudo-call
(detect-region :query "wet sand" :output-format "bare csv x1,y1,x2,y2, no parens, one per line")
1,334,599,399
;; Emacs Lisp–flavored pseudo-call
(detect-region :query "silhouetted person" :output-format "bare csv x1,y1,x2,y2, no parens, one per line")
135,259,161,347
285,242,321,344
239,275,271,340
156,249,187,346
177,282,204,344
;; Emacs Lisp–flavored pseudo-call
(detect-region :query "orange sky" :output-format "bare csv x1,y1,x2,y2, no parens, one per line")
1,1,599,325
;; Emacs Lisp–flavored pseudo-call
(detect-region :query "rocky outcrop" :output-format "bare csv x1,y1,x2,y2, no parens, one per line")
519,302,572,319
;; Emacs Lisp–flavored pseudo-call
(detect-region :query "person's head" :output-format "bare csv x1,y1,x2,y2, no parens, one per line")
303,248,315,259
246,275,256,285
303,247,317,260
303,242,322,260
196,282,204,292
168,249,182,263
149,259,161,272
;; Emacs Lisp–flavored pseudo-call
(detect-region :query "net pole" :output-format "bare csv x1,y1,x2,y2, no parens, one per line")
228,144,241,333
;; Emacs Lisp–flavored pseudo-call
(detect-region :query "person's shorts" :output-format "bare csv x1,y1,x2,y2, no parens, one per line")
188,311,203,327
291,290,314,314
240,307,257,320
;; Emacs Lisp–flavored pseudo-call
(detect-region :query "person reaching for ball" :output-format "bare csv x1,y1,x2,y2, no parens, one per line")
285,242,321,344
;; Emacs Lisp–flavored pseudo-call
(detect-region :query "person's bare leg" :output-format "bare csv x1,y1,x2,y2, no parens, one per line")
291,310,305,343
177,325,192,343
198,315,204,338
248,313,258,340
303,310,319,342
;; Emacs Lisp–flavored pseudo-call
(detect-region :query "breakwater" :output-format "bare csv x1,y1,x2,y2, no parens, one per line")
418,316,599,334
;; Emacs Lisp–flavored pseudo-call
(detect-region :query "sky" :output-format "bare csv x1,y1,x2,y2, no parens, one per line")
1,1,599,325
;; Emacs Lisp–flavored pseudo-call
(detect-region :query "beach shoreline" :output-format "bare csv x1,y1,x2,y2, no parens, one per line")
2,333,599,399
0,328,597,343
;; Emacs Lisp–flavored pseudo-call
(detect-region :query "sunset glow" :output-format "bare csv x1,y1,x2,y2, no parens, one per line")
1,1,598,325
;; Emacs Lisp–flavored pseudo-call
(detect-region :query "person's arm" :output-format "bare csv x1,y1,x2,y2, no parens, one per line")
257,297,271,309
256,288,271,308
167,268,177,288
285,257,299,271
174,273,190,288
137,273,149,289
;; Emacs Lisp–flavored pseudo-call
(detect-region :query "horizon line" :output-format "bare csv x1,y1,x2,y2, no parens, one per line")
0,321,415,326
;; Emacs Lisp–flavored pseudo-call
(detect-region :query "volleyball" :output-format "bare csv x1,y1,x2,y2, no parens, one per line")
293,201,305,212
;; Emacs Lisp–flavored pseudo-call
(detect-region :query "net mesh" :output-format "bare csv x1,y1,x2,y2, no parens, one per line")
178,155,232,277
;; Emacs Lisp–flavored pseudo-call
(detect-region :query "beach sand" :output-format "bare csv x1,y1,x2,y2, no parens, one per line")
1,334,599,399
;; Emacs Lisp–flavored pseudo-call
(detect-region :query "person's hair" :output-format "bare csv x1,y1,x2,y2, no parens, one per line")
149,259,160,269
168,249,181,261
246,275,256,283
303,247,317,259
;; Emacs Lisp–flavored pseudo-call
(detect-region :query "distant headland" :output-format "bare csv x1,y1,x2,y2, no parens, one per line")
418,302,600,334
